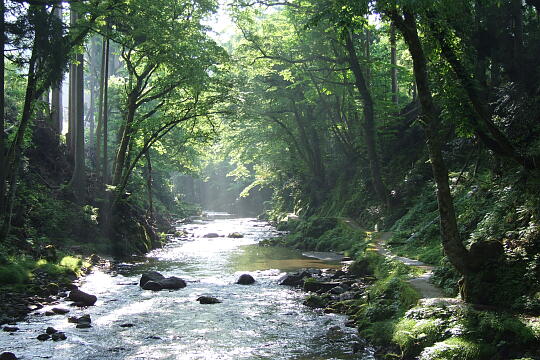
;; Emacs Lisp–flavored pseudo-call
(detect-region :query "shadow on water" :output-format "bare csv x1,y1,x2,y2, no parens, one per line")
0,217,374,360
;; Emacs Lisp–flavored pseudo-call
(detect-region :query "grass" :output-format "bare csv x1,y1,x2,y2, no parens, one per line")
0,254,90,287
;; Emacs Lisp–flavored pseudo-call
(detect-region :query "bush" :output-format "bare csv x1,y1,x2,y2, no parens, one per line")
0,263,30,285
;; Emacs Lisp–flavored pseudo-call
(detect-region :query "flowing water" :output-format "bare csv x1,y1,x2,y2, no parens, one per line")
0,216,374,359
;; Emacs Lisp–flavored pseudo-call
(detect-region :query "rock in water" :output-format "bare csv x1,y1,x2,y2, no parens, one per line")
236,274,255,285
51,307,69,315
228,232,244,238
37,334,50,341
303,281,340,293
51,332,67,341
139,271,166,288
159,276,186,289
46,327,57,334
141,281,163,291
197,296,221,304
203,233,219,238
279,270,311,286
0,352,17,360
2,326,18,332
140,272,186,291
68,288,97,306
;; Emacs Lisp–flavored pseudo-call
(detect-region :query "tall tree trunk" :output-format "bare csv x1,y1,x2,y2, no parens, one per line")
389,8,471,276
145,149,153,218
50,5,62,139
102,36,110,185
0,0,5,230
390,24,399,106
88,72,95,152
68,7,85,199
95,36,107,180
344,29,388,206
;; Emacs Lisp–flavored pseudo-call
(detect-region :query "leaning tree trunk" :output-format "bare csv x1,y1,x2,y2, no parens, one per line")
390,24,399,106
388,8,472,277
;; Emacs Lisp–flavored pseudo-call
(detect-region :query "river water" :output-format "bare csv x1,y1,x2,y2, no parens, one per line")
0,217,374,359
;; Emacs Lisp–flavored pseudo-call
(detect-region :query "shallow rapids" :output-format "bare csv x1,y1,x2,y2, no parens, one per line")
0,217,374,359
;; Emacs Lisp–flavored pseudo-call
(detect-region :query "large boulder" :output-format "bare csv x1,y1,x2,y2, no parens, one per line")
141,281,162,291
236,274,255,285
139,272,186,291
0,352,17,360
68,288,97,306
139,271,166,288
159,276,186,290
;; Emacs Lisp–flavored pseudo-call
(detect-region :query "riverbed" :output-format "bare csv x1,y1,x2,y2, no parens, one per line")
0,217,374,359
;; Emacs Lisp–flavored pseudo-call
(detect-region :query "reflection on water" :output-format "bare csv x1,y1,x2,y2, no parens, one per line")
230,246,342,272
0,218,374,360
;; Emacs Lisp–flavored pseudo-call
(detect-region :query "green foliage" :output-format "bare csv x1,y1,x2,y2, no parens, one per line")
0,262,31,285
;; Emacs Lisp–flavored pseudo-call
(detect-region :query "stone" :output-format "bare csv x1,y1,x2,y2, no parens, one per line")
119,323,134,328
203,233,219,238
141,281,163,291
140,272,186,291
303,281,340,293
341,256,353,262
197,296,221,304
330,286,346,295
51,307,70,315
139,271,166,288
89,254,101,264
227,232,244,238
46,327,57,334
279,271,311,286
37,334,50,341
331,270,347,279
236,274,255,285
159,277,186,290
44,311,55,316
69,314,91,325
0,352,17,360
51,332,67,341
78,314,91,324
339,292,357,301
2,326,18,332
47,283,60,295
68,288,97,306
76,323,92,329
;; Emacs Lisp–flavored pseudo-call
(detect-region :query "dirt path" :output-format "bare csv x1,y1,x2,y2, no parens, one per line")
343,218,446,299
372,231,445,298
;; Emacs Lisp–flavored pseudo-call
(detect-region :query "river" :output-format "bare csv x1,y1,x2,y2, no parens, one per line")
0,216,374,359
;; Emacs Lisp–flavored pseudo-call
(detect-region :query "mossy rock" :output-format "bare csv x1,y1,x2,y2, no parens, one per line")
418,337,496,360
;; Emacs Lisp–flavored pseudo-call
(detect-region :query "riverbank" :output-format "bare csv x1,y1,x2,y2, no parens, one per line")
0,252,108,326
272,216,540,359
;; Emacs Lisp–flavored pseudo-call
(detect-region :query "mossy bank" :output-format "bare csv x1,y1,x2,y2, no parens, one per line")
271,215,540,359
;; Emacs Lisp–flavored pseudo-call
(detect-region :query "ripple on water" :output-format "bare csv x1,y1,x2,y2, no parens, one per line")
0,218,374,360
